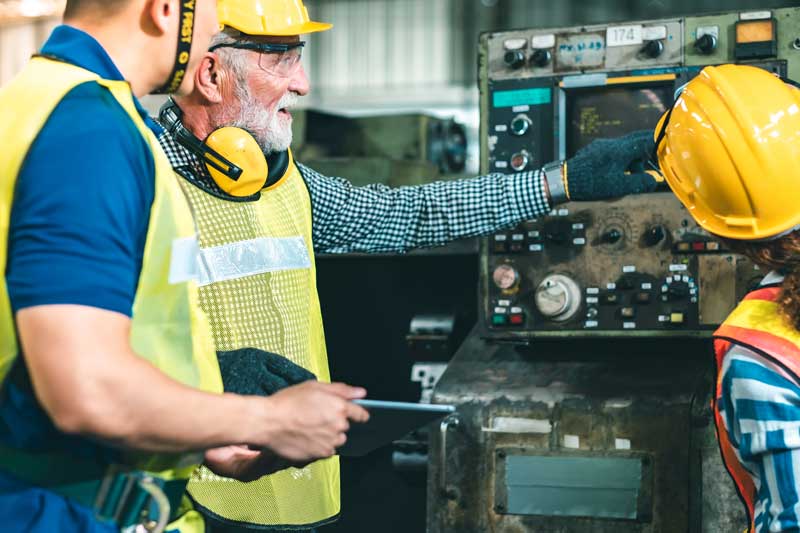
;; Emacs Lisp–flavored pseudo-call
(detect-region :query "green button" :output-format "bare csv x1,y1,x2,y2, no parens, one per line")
492,314,508,326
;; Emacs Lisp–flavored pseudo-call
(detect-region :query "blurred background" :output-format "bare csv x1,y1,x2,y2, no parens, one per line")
1,0,796,174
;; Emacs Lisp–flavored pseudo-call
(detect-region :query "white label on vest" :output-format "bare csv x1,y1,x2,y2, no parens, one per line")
169,236,200,285
196,236,311,287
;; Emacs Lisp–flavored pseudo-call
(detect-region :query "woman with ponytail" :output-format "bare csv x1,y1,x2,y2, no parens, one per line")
655,64,800,533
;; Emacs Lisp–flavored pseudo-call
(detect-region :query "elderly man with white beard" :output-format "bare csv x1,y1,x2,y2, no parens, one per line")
155,2,662,532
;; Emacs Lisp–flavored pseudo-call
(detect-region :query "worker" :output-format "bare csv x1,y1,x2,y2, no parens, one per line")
655,64,800,532
0,1,368,532
157,1,663,531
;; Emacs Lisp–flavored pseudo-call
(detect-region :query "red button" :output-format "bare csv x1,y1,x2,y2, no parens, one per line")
692,242,705,251
509,314,525,325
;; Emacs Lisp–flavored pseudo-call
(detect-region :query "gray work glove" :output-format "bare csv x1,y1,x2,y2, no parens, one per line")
217,348,317,396
565,130,662,201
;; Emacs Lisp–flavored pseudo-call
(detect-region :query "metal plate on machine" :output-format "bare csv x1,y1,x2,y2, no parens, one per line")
486,19,683,81
494,450,653,520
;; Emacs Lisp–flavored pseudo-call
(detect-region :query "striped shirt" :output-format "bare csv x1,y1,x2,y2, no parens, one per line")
718,272,800,532
156,130,552,254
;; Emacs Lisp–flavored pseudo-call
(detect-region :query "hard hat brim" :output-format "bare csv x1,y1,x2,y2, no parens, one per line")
291,20,333,35
222,20,333,36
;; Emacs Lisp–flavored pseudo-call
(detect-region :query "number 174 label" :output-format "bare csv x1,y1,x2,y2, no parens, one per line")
606,25,643,47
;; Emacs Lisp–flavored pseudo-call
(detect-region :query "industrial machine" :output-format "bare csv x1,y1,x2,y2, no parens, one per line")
428,7,800,532
302,111,476,533
292,110,469,176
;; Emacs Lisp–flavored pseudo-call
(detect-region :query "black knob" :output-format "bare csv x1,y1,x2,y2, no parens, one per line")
668,281,690,300
531,49,552,68
545,230,568,245
543,220,571,246
617,276,635,290
642,40,664,59
504,50,526,70
644,225,666,247
509,115,532,136
695,34,717,55
603,229,623,244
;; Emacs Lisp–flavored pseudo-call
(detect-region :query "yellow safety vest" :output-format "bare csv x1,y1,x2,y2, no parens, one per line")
0,56,222,507
176,157,339,528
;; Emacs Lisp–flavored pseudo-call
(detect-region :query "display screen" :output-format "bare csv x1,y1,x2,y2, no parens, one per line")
565,84,672,158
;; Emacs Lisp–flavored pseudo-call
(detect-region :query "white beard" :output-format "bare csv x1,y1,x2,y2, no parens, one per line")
230,86,298,154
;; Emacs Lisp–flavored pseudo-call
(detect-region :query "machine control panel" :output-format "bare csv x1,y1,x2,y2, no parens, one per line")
483,195,763,335
478,8,799,338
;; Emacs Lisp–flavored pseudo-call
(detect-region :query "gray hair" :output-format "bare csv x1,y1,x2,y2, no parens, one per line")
209,29,251,83
209,29,262,105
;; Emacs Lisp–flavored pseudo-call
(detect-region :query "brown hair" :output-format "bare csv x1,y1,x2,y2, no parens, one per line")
722,230,800,331
64,0,131,19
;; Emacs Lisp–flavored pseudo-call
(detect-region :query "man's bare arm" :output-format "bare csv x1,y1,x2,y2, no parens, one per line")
17,304,368,459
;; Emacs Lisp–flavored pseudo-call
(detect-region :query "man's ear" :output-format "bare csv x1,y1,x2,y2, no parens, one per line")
146,0,178,36
195,53,225,104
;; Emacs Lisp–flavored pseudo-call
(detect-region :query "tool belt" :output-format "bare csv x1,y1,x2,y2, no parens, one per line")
0,445,188,532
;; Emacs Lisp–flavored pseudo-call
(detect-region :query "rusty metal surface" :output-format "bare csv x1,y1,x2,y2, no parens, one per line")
426,327,738,532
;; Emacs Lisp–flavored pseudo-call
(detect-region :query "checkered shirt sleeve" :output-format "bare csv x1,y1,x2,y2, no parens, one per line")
155,125,551,255
298,163,551,254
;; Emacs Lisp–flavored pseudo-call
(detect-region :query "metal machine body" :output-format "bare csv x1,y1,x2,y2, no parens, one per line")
299,109,476,533
292,110,468,175
428,7,800,532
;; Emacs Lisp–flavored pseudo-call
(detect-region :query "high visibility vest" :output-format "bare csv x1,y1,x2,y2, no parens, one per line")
713,284,800,533
175,156,339,529
0,56,223,479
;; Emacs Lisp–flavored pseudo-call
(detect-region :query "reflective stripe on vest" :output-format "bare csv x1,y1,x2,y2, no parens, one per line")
0,57,222,479
178,162,339,528
712,285,800,533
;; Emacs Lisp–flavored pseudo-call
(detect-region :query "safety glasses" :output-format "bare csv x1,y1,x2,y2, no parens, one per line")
650,73,800,171
209,41,306,78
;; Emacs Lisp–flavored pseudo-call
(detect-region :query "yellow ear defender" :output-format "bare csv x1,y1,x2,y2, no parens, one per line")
159,99,291,197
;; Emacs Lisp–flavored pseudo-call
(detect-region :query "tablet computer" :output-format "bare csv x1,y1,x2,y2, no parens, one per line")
337,399,456,457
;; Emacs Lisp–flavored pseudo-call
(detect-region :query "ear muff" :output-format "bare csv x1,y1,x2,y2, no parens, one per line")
204,127,269,197
159,99,291,197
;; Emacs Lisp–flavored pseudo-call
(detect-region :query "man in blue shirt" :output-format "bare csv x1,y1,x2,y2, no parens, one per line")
0,1,369,532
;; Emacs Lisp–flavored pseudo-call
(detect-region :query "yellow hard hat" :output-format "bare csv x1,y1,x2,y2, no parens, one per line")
655,64,800,241
217,0,332,36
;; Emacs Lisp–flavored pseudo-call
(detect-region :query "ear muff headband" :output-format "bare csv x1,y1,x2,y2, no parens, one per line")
159,99,245,178
159,99,291,197
153,0,196,95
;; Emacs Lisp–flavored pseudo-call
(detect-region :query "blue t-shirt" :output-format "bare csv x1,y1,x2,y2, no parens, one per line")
1,26,158,454
7,24,158,316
